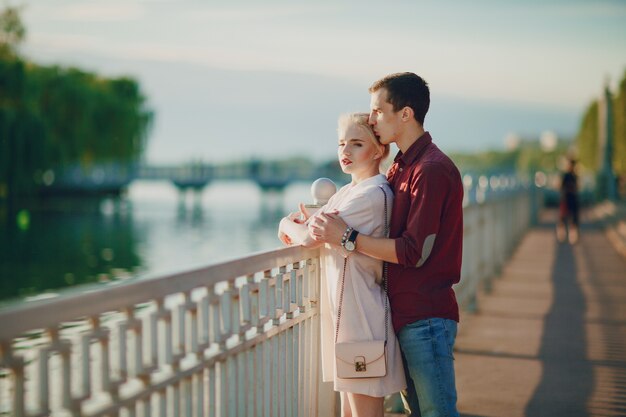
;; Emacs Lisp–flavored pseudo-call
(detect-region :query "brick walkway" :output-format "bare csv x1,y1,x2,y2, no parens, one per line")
455,209,626,417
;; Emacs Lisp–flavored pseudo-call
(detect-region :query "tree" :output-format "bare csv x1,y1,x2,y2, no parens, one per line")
0,6,153,203
0,5,25,59
576,100,599,172
614,71,626,177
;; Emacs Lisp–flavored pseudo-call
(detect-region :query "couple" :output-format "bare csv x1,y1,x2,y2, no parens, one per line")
278,72,463,417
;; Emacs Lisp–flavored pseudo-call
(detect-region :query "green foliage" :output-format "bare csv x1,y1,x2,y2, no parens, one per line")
449,139,571,178
0,5,25,58
576,100,599,172
575,70,626,178
0,6,153,203
614,71,626,176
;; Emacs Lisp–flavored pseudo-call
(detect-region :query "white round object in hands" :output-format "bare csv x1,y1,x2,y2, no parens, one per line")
311,178,337,205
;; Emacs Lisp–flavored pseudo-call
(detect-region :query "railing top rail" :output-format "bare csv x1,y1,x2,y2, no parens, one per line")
0,245,319,341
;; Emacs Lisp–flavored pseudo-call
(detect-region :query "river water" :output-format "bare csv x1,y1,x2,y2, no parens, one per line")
0,179,330,305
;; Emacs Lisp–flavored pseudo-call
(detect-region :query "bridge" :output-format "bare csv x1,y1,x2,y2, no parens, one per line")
38,160,337,197
1,183,625,416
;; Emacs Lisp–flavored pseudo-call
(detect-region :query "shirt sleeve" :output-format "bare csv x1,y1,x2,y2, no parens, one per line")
339,190,379,235
395,162,448,268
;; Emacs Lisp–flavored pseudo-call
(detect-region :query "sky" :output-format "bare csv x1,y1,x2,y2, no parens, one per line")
15,0,626,164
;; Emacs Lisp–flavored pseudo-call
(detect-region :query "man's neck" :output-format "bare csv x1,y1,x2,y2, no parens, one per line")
396,125,425,154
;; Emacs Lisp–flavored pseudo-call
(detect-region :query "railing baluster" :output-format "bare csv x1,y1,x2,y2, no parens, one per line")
301,319,310,417
237,351,246,416
271,334,278,417
286,326,293,417
0,342,25,417
200,293,210,350
231,291,241,344
293,322,300,416
228,356,237,417
158,388,167,417
142,395,151,417
162,301,173,366
276,267,285,322
177,303,186,358
194,370,204,417
241,274,254,331
61,338,71,410
172,381,181,417
208,366,216,417
259,272,270,332
38,334,51,414
184,376,192,417
221,287,232,347
219,360,228,417
247,346,255,417
81,331,92,400
118,321,128,382
149,310,158,371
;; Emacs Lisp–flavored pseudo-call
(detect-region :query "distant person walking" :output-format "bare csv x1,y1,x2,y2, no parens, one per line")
309,72,463,417
557,158,579,244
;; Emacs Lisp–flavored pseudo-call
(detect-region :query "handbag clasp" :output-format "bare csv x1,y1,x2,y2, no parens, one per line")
354,356,366,372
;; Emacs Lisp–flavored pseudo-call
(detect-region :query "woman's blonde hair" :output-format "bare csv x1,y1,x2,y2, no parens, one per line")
337,112,390,161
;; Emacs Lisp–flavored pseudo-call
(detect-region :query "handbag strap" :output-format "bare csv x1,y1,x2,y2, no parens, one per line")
335,185,390,345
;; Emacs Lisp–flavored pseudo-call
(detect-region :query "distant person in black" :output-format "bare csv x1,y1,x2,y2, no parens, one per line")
556,158,579,244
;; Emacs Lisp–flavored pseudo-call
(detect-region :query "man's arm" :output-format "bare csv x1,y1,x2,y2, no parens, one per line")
353,231,399,264
308,212,399,263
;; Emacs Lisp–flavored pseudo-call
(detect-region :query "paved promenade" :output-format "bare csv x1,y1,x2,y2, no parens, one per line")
455,208,626,417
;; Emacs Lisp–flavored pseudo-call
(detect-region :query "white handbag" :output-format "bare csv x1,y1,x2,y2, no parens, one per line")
334,186,390,379
335,340,387,378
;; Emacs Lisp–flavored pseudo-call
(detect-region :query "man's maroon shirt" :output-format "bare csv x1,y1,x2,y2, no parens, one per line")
386,132,464,333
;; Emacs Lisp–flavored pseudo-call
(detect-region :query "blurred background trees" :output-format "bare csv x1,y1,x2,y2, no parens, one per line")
0,5,153,205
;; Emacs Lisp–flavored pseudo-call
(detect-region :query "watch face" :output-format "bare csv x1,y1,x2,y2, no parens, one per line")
345,241,356,251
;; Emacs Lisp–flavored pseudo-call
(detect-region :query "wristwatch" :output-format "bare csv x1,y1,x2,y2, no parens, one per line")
344,229,359,252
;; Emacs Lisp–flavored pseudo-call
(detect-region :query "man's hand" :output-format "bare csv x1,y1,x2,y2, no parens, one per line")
308,211,346,245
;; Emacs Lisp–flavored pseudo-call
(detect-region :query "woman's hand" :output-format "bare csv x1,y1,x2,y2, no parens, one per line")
278,211,301,245
298,203,312,222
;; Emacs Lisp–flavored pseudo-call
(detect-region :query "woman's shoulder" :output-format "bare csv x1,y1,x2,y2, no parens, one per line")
355,175,392,198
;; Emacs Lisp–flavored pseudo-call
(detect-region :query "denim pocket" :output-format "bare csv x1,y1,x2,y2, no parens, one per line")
399,318,456,362
441,319,457,360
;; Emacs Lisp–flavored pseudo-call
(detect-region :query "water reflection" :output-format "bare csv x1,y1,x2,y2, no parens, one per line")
0,180,314,303
0,198,142,302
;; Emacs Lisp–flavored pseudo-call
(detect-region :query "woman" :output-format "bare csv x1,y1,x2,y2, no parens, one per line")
278,113,406,417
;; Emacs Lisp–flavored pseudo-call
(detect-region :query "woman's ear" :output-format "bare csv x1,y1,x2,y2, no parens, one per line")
373,146,384,160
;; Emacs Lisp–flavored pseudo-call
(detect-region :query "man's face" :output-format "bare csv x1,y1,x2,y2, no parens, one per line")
369,88,402,145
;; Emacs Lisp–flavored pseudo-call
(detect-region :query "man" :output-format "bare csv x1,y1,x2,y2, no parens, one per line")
309,72,463,417
557,157,579,244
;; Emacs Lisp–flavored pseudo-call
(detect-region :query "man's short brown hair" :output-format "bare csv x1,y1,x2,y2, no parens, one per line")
369,72,430,125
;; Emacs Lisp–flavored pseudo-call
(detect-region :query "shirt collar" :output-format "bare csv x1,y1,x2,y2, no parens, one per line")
350,173,387,190
393,132,433,166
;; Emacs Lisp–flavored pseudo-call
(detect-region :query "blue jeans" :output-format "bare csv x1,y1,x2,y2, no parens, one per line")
398,318,459,417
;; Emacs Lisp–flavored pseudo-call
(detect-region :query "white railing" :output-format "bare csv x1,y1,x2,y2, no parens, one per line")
456,190,532,311
0,246,331,417
0,187,536,417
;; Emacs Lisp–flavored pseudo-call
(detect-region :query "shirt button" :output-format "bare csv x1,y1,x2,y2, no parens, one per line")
399,167,404,172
